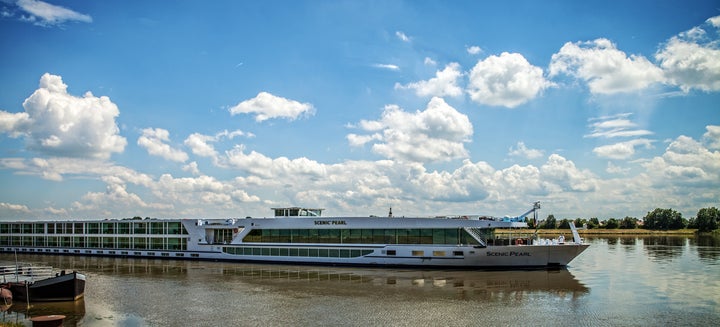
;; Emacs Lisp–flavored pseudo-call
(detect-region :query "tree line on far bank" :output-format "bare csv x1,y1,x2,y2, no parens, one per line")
527,207,720,233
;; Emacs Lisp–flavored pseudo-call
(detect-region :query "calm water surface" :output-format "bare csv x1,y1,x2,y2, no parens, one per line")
1,236,718,326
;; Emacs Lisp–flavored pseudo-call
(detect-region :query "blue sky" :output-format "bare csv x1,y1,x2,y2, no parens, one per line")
1,0,719,220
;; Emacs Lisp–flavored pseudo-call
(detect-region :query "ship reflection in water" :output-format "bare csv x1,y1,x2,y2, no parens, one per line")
2,255,589,326
212,264,589,301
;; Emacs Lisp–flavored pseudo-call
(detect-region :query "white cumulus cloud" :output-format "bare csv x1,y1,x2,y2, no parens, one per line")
702,125,720,150
0,73,126,160
549,38,664,94
642,133,720,187
655,16,720,92
508,141,544,159
137,128,189,162
229,92,315,122
467,52,553,108
394,63,463,97
348,97,473,163
0,202,31,213
541,154,598,192
593,138,654,160
466,45,483,55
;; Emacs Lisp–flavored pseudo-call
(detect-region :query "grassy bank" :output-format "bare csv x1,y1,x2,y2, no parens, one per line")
495,228,698,236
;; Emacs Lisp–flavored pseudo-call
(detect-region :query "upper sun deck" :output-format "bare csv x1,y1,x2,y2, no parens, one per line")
271,207,324,217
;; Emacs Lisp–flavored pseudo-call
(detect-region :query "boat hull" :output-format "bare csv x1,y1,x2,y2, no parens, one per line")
216,244,591,269
7,272,85,302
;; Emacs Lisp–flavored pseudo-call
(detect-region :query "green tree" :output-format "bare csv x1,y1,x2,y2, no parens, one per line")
695,207,719,232
619,216,638,229
604,218,619,229
588,217,600,229
644,208,684,230
573,218,586,229
525,217,537,229
543,214,557,229
558,219,571,229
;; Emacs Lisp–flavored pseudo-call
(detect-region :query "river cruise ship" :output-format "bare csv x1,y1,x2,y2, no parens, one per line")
0,203,589,268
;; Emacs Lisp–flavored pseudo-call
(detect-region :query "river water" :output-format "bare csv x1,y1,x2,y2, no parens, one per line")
1,236,719,326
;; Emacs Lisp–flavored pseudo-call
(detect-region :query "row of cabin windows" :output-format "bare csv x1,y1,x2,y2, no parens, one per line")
242,228,487,245
0,222,187,235
223,247,373,258
0,236,187,250
8,248,201,258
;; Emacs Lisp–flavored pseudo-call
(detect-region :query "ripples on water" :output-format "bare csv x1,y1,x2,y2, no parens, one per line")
1,235,719,326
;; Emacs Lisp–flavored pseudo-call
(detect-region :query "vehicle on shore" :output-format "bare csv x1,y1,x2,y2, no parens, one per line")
0,203,588,269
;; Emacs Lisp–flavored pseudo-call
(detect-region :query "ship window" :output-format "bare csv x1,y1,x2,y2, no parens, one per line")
151,238,165,250
191,254,199,257
453,251,463,256
412,250,424,256
117,223,130,234
134,237,147,249
87,223,100,234
118,237,130,249
102,237,115,248
433,251,446,257
387,250,396,256
151,222,165,235
133,222,147,234
102,223,115,234
167,222,182,234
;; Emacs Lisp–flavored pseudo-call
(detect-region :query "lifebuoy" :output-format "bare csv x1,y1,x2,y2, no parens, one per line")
516,238,524,245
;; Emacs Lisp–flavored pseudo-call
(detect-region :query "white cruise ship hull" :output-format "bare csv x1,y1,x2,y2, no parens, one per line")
0,208,590,269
